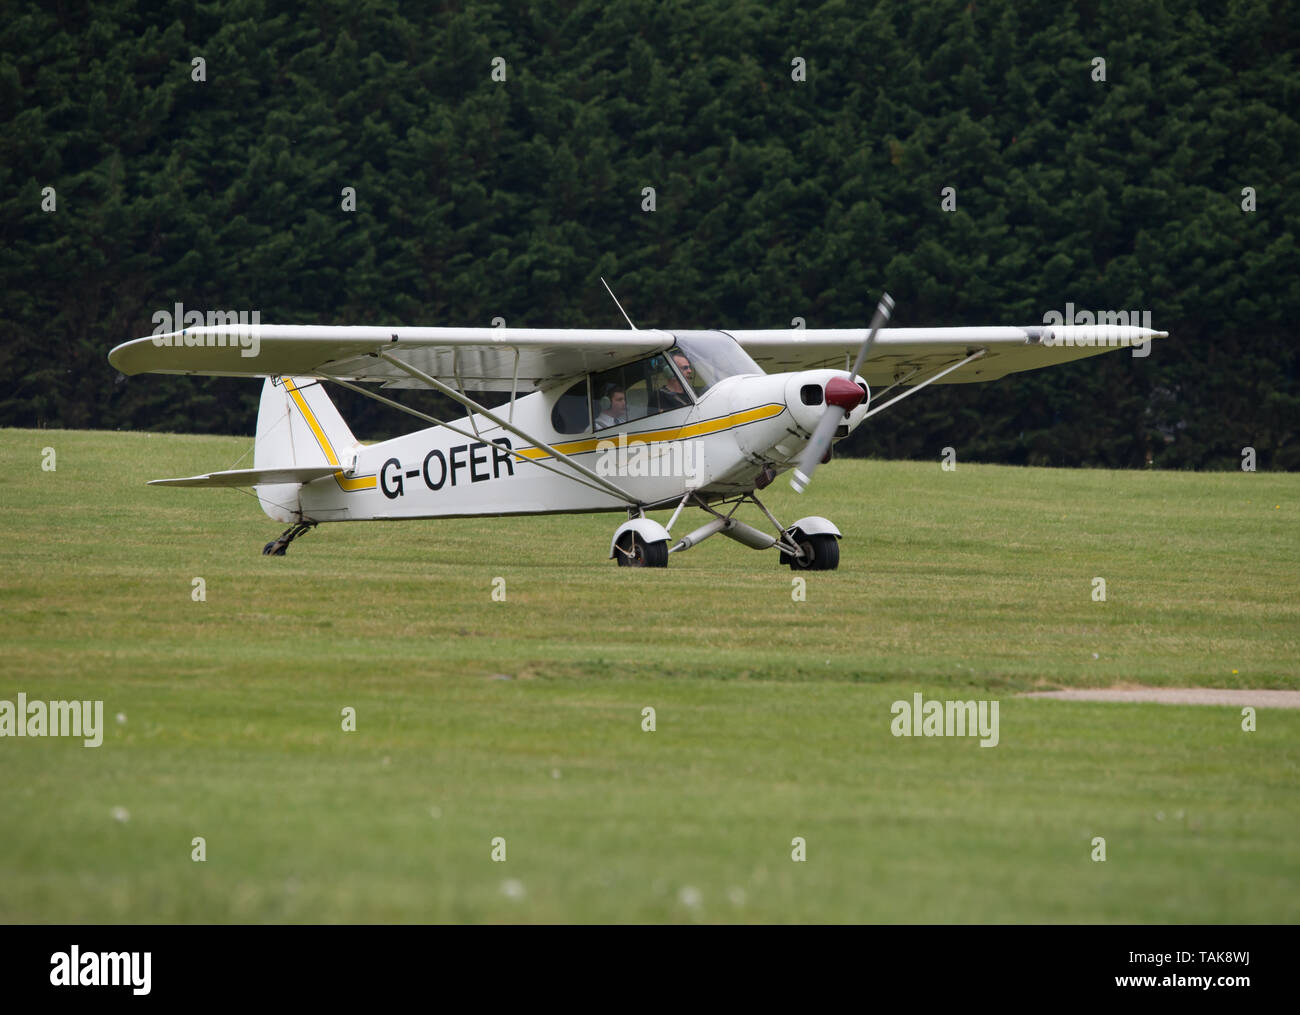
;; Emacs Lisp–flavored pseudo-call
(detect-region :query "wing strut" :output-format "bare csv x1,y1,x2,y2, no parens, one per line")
362,354,640,506
861,350,987,420
375,353,636,504
319,373,639,506
375,353,637,505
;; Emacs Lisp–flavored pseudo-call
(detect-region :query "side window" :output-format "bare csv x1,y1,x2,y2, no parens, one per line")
550,378,590,434
654,348,695,410
592,354,693,430
625,375,649,421
593,362,652,429
593,371,630,430
676,351,707,397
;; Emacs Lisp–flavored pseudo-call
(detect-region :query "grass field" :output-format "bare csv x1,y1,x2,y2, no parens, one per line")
1,427,1297,922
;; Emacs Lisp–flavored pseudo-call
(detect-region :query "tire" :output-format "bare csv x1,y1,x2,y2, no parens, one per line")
615,533,669,568
789,533,839,571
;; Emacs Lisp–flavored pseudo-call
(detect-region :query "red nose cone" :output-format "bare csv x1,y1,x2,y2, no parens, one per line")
824,376,865,412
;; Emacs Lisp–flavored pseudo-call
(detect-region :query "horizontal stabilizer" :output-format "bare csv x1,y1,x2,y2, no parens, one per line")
148,465,343,488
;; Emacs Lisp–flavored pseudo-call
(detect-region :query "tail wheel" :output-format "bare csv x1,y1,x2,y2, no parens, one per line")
615,532,668,568
789,533,839,571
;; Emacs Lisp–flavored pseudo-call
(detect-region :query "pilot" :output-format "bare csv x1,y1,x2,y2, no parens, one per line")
656,352,694,410
595,384,627,429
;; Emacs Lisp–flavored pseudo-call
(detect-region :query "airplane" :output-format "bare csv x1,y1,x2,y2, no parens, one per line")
107,292,1167,569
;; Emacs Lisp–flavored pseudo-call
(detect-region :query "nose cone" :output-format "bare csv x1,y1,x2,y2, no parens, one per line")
824,376,865,412
783,370,871,433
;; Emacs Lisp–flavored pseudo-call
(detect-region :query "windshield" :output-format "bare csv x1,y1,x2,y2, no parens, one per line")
670,331,763,396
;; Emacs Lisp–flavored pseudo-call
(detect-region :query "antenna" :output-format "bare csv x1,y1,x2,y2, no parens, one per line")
600,276,638,330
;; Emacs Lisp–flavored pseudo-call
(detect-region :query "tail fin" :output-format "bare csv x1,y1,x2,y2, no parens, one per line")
254,376,360,521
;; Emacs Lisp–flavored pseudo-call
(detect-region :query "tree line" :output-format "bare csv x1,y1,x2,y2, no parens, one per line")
2,0,1296,468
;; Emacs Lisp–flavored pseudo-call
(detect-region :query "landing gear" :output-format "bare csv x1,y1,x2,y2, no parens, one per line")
787,532,840,571
614,531,668,567
610,491,842,570
262,520,316,556
744,493,842,571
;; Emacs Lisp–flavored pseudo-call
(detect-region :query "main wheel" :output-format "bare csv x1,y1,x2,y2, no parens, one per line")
615,533,668,568
789,533,839,571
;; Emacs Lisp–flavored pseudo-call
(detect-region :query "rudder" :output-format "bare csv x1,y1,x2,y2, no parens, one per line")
254,376,360,521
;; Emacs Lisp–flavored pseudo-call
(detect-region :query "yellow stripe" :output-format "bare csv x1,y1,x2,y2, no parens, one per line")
513,403,786,460
283,378,377,492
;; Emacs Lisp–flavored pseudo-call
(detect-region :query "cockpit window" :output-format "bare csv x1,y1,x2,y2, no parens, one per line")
591,352,693,431
551,378,590,434
587,335,762,432
670,331,763,395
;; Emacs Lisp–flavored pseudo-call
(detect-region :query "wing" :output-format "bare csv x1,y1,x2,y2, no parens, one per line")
109,326,676,392
727,324,1168,385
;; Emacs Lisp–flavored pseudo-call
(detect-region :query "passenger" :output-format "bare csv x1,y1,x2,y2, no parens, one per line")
595,385,627,428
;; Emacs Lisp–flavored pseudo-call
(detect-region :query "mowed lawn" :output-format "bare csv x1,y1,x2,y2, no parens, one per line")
1,427,1297,922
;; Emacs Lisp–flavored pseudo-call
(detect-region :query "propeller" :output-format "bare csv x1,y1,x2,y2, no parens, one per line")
790,292,894,494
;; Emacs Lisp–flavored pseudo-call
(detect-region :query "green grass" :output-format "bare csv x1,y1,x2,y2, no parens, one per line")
1,427,1297,922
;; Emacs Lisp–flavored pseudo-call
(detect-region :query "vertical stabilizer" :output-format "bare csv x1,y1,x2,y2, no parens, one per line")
253,376,360,521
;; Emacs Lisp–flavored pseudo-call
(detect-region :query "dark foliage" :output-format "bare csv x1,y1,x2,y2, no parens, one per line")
3,0,1296,467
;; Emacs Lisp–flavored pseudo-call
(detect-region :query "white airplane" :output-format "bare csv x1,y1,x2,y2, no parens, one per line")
107,293,1167,569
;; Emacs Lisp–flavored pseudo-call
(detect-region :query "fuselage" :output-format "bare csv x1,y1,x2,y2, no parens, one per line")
269,331,869,523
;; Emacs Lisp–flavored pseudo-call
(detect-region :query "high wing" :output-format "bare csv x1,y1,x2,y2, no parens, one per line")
727,324,1168,385
108,326,676,391
109,321,1168,391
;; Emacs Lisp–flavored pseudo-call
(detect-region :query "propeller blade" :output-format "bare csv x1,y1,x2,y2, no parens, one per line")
790,292,893,494
790,405,845,493
848,292,894,379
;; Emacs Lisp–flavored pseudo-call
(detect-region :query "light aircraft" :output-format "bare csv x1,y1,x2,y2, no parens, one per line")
107,291,1167,569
